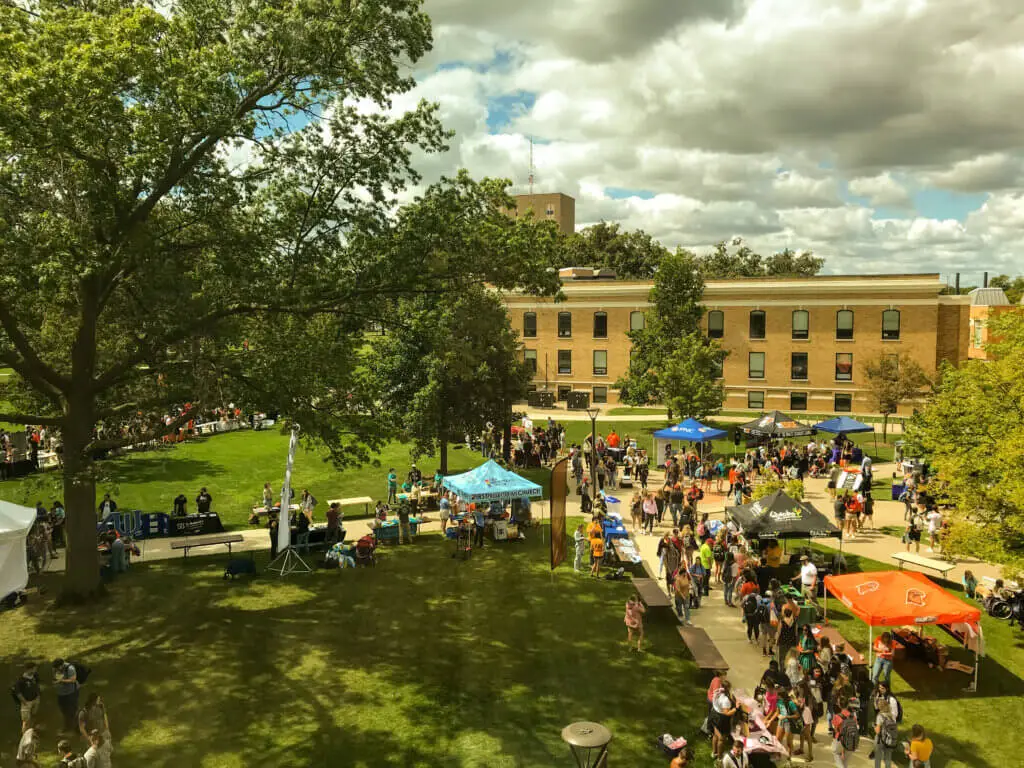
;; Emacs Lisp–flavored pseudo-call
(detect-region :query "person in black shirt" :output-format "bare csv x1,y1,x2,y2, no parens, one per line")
407,464,422,486
760,659,788,690
14,661,41,730
172,494,188,517
294,509,310,553
268,515,280,560
195,488,213,514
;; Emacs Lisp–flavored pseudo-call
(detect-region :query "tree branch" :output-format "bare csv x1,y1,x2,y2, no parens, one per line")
85,407,197,456
0,412,63,427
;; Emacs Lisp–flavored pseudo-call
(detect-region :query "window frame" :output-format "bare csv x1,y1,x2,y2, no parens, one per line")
881,309,901,341
835,352,853,382
836,309,854,340
790,351,809,381
791,309,809,340
557,349,572,375
556,385,571,402
523,349,537,374
557,311,572,338
523,312,537,338
593,311,608,339
592,386,608,404
749,310,766,340
748,351,766,379
592,350,608,376
790,392,808,411
630,311,646,331
707,310,725,339
834,393,853,413
747,391,765,410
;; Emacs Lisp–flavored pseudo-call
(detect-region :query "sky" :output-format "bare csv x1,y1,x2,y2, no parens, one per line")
376,0,1024,280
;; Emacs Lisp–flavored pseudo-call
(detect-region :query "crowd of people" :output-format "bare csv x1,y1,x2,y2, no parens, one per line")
11,659,114,767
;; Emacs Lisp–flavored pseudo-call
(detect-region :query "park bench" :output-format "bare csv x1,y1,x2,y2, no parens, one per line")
677,625,729,671
170,534,244,559
891,552,956,578
632,577,672,608
326,496,374,517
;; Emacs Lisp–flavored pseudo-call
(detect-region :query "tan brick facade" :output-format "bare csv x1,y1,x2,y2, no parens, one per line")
511,193,575,235
504,274,971,415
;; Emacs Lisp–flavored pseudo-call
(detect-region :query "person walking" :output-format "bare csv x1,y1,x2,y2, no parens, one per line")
589,533,604,578
573,524,586,573
659,532,682,592
386,468,398,504
699,539,714,597
472,505,486,550
294,509,310,553
51,659,79,734
78,692,112,748
624,595,645,652
874,709,899,768
831,698,858,768
16,724,41,767
673,566,693,625
872,631,895,687
642,492,658,535
905,724,934,768
324,502,342,548
14,661,41,731
83,729,113,768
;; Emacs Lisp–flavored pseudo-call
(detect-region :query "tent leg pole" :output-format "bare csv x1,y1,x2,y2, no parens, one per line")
869,626,874,675
973,647,979,692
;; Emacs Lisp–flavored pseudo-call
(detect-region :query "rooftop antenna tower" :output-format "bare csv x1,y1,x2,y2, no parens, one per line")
528,137,535,201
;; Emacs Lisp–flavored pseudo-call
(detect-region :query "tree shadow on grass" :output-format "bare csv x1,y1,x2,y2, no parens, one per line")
103,455,225,487
3,531,710,768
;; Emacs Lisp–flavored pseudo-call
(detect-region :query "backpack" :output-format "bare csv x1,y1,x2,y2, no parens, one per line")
67,661,91,685
838,713,860,752
713,542,726,561
892,695,903,724
756,598,771,626
878,715,898,748
742,592,759,617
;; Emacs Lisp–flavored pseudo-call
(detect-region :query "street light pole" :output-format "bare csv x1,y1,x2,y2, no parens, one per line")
586,408,599,500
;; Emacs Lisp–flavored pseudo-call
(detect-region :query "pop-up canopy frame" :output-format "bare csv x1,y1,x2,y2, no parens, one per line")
441,460,543,503
824,570,983,690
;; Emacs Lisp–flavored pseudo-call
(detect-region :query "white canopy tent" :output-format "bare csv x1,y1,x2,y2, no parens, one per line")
0,500,36,598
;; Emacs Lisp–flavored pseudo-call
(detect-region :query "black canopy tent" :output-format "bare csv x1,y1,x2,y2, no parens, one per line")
739,410,814,439
727,491,842,540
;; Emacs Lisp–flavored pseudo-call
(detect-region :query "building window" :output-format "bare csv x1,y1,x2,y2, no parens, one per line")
630,311,646,331
834,393,853,413
882,309,900,341
557,385,571,401
557,312,572,338
708,310,724,339
747,391,765,409
593,350,608,376
791,352,808,380
712,356,724,379
523,312,537,338
557,350,572,374
749,310,766,340
836,309,854,340
523,349,537,374
546,205,555,216
748,351,765,379
973,320,983,348
593,312,608,338
790,392,808,411
592,386,608,404
792,310,809,340
835,352,853,381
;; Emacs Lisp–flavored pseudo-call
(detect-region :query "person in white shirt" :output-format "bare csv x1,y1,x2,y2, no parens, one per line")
926,509,943,552
796,554,821,616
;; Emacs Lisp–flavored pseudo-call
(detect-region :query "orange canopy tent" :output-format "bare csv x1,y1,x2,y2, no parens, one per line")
823,570,983,690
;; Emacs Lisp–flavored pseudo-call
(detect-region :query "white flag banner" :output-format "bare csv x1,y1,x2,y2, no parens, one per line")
278,426,299,553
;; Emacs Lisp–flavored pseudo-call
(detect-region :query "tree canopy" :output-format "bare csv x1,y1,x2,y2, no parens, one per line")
560,221,670,279
863,354,930,439
905,311,1024,578
0,1,556,598
696,238,824,279
989,274,1024,305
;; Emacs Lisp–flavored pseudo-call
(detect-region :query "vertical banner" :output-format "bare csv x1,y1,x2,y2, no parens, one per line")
278,425,300,553
550,456,568,570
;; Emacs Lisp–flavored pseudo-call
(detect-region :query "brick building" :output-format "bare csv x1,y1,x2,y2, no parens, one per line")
504,272,971,415
511,192,576,235
967,287,1013,361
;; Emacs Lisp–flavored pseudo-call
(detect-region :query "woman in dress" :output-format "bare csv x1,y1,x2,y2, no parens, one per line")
624,595,645,652
798,623,818,674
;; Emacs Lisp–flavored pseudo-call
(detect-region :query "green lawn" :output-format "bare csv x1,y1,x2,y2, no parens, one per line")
807,541,1024,768
0,527,710,768
605,406,669,416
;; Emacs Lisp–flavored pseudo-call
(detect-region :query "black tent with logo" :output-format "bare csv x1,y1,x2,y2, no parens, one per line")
739,410,814,438
727,490,841,540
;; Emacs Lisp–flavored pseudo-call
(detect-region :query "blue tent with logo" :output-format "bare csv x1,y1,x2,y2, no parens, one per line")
814,416,873,434
441,460,543,503
653,418,727,443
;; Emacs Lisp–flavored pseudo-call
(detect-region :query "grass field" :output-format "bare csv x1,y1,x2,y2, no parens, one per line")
0,526,711,768
807,542,1024,768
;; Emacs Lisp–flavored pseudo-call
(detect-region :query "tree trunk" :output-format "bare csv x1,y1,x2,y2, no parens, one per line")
60,407,102,603
501,401,512,463
882,413,889,443
667,406,674,422
439,437,448,475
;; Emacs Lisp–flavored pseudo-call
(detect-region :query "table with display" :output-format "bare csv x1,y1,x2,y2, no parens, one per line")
810,624,866,665
250,503,300,524
372,517,424,543
777,584,823,627
732,690,791,767
396,490,439,511
97,510,226,538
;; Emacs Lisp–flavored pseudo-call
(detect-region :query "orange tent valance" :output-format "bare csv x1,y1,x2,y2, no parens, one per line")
823,570,981,627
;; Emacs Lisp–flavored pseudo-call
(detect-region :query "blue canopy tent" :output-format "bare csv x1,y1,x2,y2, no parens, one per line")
441,460,543,503
814,415,877,455
652,418,727,460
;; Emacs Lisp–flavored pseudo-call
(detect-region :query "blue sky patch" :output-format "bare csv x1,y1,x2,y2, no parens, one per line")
486,90,537,133
605,187,656,200
911,189,988,220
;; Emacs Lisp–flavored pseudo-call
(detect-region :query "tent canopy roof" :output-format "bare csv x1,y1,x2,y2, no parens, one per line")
739,410,813,438
824,570,981,627
653,418,727,443
814,416,874,434
0,499,35,544
440,460,543,503
728,491,841,539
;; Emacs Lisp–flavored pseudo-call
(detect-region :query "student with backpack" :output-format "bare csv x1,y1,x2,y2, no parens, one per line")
52,659,81,734
874,709,899,768
741,589,761,643
832,697,860,767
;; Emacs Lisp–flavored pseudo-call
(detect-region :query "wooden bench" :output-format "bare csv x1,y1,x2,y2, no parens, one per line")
678,625,729,671
892,552,956,577
632,577,672,608
170,534,244,558
326,496,374,517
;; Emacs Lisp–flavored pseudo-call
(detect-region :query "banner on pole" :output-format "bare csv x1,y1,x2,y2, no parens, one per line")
278,425,300,553
550,456,568,570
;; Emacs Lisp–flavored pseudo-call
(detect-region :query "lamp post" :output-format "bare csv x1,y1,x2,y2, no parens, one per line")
585,407,599,500
562,721,612,767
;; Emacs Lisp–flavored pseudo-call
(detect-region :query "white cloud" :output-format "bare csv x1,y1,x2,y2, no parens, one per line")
386,0,1024,274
